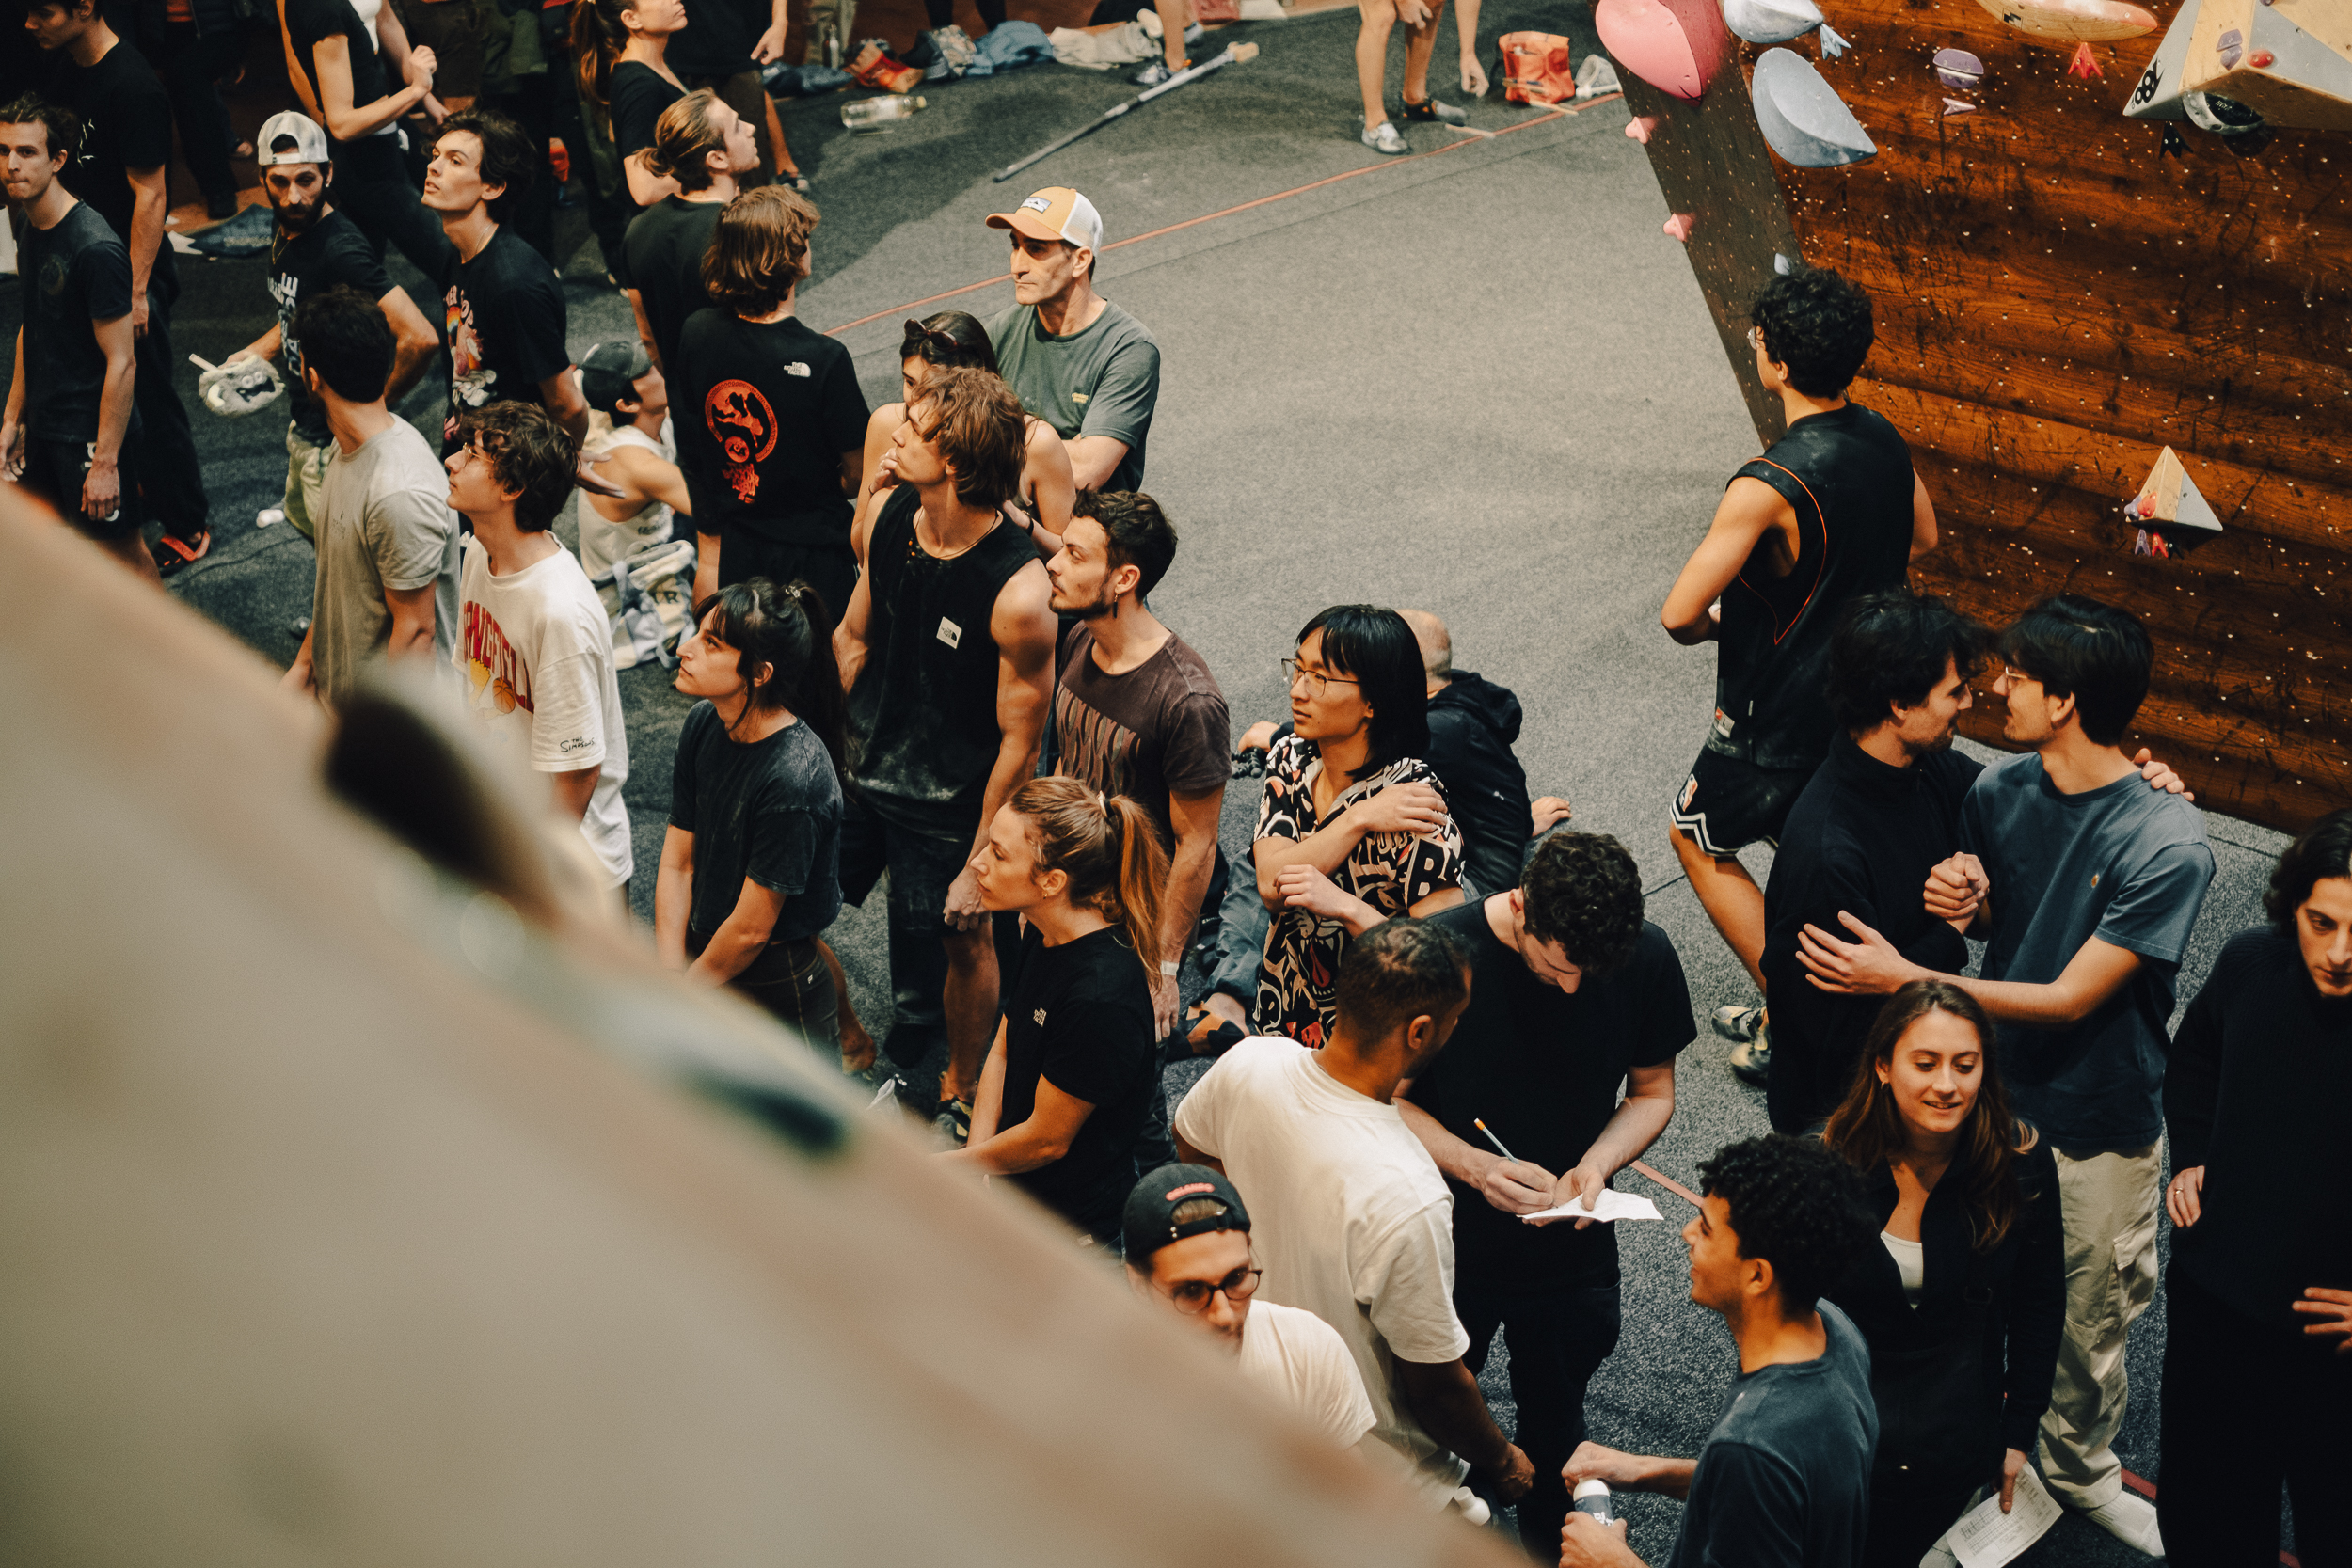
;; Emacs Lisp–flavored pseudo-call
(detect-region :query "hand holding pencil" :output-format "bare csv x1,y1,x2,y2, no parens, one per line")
1471,1119,1558,1216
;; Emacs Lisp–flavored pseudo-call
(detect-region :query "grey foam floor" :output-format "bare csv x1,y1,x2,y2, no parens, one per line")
14,8,2298,1557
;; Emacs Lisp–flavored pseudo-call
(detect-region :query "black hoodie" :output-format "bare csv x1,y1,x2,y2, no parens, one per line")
1424,670,1534,897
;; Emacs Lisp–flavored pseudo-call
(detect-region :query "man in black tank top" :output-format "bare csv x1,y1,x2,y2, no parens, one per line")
834,368,1057,1134
1659,268,1937,1089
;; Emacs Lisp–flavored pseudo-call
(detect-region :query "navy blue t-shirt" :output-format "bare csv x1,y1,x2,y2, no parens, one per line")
1961,753,2215,1149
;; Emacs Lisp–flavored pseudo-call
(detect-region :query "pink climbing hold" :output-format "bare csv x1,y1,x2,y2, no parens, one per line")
1662,212,1697,240
1627,114,1661,142
2068,40,2103,76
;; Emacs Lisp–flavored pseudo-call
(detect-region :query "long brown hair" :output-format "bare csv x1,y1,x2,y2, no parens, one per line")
1007,777,1168,980
1820,980,2037,1252
702,185,818,319
572,0,632,106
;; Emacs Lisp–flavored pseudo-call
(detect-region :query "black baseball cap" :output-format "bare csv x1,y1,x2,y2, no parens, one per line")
580,341,652,415
1122,1163,1250,1265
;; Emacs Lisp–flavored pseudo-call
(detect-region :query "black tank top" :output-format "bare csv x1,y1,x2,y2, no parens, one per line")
847,487,1036,832
1712,403,1916,769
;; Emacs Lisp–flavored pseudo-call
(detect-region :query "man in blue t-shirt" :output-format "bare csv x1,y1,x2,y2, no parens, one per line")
1557,1135,1878,1568
1794,594,2212,1557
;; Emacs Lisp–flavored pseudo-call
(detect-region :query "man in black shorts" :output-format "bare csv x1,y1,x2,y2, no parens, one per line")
0,95,151,583
834,367,1057,1138
26,0,210,574
1399,832,1689,1556
1659,266,1935,1085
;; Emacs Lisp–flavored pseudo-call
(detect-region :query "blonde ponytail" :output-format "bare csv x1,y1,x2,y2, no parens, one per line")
1007,777,1170,983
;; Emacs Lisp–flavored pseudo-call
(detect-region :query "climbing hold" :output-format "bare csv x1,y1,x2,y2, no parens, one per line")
1944,95,1979,115
1723,0,1823,46
1970,0,2155,43
1626,113,1661,142
1933,48,1985,89
2124,0,2202,119
1751,46,1879,164
1594,0,1729,100
2160,121,2188,153
1662,212,1697,240
2185,88,2269,136
1819,23,1850,56
2070,40,2103,76
1773,251,1797,274
2250,49,2273,67
2123,447,2225,553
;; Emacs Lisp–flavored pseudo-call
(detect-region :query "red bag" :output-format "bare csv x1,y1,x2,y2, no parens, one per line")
1196,0,1240,22
1499,31,1576,105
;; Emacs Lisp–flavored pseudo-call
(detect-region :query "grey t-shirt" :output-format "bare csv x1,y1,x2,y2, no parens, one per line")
1667,1302,1877,1568
1960,752,2215,1149
986,300,1160,493
310,416,460,706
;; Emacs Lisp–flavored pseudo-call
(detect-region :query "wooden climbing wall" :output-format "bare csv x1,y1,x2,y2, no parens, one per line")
1625,0,2352,832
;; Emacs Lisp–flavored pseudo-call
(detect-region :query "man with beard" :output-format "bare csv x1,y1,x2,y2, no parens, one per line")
227,113,440,548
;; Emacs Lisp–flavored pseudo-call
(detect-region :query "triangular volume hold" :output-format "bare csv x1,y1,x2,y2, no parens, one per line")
1751,46,1879,164
2181,0,2352,133
2124,0,2202,119
2124,447,2225,533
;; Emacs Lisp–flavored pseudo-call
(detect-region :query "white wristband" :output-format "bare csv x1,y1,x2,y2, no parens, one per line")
1159,961,1181,976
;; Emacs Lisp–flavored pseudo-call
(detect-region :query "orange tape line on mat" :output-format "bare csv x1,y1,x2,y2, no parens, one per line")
1629,1159,1701,1207
823,99,1613,339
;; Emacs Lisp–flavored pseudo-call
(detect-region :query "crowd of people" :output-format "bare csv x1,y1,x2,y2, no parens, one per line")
4,22,2345,1562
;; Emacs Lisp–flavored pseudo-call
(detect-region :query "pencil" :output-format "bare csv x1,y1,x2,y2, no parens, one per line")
1473,1118,1518,1163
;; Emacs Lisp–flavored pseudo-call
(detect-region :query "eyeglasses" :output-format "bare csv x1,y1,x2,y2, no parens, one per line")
1993,666,2041,690
1281,658,1360,699
1159,1264,1263,1315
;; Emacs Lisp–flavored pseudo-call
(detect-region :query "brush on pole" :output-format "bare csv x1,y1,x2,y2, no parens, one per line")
993,41,1261,182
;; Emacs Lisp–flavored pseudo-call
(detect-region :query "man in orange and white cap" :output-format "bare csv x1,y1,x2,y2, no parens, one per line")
983,187,1161,494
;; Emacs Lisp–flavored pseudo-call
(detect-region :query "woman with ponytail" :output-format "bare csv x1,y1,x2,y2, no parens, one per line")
573,0,690,207
656,577,869,1069
1817,981,2064,1568
943,777,1168,1244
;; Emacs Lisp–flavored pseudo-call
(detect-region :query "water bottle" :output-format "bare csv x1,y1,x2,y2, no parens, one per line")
1571,1479,1613,1525
841,95,926,129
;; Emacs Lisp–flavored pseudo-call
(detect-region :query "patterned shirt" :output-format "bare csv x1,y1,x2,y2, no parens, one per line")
1252,736,1464,1047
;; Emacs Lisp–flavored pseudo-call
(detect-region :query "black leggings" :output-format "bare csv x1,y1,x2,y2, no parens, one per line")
922,0,1005,32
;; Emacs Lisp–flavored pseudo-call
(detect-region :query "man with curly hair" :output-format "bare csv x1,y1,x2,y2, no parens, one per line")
1387,832,1690,1555
1660,266,1938,1090
1560,1134,1879,1568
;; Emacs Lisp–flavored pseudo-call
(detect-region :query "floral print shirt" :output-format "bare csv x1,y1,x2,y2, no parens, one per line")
1251,736,1464,1048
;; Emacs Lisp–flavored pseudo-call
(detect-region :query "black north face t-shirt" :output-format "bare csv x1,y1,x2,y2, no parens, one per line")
669,310,867,546
999,924,1157,1240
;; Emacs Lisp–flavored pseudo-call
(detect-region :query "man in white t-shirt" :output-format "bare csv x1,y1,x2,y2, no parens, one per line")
1123,1163,1377,1454
1173,919,1534,1511
447,400,634,893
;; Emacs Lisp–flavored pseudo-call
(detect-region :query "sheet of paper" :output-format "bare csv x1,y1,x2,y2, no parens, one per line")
1948,1466,2062,1568
1518,1190,1665,1225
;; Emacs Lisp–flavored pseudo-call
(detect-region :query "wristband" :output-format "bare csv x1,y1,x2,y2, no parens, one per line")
1159,961,1181,976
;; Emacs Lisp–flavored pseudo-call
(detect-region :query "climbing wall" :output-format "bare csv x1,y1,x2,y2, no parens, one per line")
1620,0,2352,832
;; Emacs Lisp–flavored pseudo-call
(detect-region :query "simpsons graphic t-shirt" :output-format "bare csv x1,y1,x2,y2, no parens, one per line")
439,226,569,451
670,309,868,546
455,535,634,885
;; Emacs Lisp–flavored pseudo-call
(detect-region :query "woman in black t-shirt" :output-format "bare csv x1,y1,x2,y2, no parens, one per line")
1818,982,2063,1568
943,777,1168,1243
656,577,859,1066
573,0,688,206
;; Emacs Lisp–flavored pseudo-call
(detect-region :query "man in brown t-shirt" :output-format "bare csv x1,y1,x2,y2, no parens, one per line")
1044,489,1231,1038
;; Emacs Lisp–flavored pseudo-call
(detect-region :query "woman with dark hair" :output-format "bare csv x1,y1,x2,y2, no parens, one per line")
670,186,870,614
572,0,688,208
2157,810,2352,1568
1248,605,1463,1048
943,776,1169,1244
852,311,1076,558
654,577,857,1066
1818,980,2062,1568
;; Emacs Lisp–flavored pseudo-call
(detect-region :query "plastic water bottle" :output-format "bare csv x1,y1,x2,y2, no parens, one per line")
841,95,926,129
1571,1479,1613,1524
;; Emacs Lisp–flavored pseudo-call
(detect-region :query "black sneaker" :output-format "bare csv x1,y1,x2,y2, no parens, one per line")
1398,94,1469,125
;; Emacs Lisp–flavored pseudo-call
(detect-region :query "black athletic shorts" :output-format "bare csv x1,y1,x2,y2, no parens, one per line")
838,786,976,934
18,436,144,541
1670,746,1816,858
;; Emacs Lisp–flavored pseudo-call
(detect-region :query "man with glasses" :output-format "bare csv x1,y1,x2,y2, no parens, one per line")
1793,594,2213,1558
1123,1164,1378,1453
1659,266,1936,1090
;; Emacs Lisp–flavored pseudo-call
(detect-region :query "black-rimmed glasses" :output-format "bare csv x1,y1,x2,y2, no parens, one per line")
1160,1265,1263,1315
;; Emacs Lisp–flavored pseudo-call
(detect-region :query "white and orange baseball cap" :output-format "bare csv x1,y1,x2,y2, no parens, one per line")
985,186,1103,252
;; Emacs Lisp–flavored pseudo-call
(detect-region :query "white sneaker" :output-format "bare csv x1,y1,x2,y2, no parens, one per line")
1360,120,1407,154
2076,1491,2164,1556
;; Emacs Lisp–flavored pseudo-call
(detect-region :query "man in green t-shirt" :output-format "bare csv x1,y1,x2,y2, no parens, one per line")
983,186,1162,494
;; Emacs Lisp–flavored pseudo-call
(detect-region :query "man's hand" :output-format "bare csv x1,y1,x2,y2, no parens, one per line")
1559,1513,1641,1568
132,291,151,339
1535,1161,1610,1229
1459,53,1489,96
751,20,787,62
1532,795,1573,834
1998,1448,2028,1513
2293,1287,2352,1354
1924,852,1987,925
1478,1441,1535,1503
1349,781,1449,837
1238,719,1279,752
2165,1164,2204,1228
80,454,121,521
1564,1442,1653,1492
1150,969,1180,1038
1392,0,1434,26
576,450,627,499
0,420,23,481
942,865,988,932
2129,747,2193,800
1797,911,1918,995
1476,1155,1557,1215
